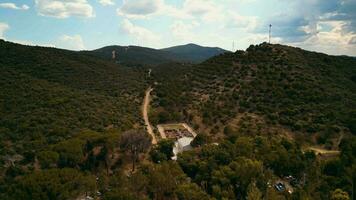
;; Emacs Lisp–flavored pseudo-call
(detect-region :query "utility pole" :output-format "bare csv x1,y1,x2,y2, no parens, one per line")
232,41,235,52
269,24,272,44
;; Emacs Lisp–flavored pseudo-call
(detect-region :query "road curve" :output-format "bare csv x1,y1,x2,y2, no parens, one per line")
143,87,157,144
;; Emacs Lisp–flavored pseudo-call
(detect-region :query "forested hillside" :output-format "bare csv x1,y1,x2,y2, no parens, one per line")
146,43,356,199
151,43,356,146
1,41,355,200
86,43,228,66
161,43,228,63
0,40,147,169
88,45,176,66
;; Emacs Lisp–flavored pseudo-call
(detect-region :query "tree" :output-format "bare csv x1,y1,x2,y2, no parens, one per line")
330,189,350,200
53,138,85,168
345,110,356,134
10,168,95,200
37,151,59,169
150,139,174,163
211,157,264,197
246,181,262,200
235,137,254,157
103,191,137,200
120,130,151,171
176,183,212,200
265,187,286,200
224,125,238,142
148,162,185,200
191,133,209,147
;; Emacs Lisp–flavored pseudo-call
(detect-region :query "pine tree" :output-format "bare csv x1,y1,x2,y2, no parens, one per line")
247,181,262,200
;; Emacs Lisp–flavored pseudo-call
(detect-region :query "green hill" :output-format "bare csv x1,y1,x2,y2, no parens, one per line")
0,39,147,149
151,43,356,145
86,43,228,66
161,43,228,63
87,45,176,66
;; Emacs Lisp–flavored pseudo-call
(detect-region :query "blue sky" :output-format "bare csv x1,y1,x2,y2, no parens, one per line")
0,0,355,56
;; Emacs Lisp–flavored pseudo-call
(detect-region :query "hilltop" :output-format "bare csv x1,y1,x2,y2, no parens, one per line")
161,43,228,63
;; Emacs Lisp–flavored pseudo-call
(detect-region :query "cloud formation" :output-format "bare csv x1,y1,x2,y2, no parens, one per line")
56,34,85,50
34,0,94,18
1,0,354,56
117,0,162,18
0,22,9,39
170,20,199,42
120,19,160,44
98,0,114,6
0,3,29,10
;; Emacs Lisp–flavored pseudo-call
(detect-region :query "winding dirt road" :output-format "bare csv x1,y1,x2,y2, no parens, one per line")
143,87,157,144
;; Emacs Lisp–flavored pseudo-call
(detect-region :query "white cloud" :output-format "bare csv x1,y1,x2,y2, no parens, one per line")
117,0,219,20
56,34,85,50
34,0,94,18
0,3,29,10
98,0,114,6
120,19,160,45
183,0,215,16
349,36,356,45
117,0,162,18
288,21,356,56
225,12,258,31
170,20,199,42
0,22,9,39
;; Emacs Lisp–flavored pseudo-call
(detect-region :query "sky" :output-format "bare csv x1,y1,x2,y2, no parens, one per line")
0,0,355,56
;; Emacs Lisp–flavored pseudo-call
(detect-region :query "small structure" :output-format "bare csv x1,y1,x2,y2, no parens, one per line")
148,69,152,77
172,137,194,160
112,50,116,60
157,123,197,160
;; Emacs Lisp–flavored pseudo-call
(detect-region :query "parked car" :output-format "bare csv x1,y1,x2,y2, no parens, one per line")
274,182,286,192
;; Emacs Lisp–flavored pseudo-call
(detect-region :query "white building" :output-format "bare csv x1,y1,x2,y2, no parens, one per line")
172,136,194,160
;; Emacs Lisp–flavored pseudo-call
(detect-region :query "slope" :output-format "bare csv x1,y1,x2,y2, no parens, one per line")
87,45,176,66
151,43,356,145
0,40,147,151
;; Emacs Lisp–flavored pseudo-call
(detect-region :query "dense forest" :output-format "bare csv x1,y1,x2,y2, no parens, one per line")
0,40,355,200
151,43,356,147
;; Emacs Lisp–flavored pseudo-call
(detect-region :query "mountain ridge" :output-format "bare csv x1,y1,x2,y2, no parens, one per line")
85,43,229,66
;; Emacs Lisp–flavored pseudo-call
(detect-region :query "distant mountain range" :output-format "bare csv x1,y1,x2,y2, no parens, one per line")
161,43,228,63
85,43,229,66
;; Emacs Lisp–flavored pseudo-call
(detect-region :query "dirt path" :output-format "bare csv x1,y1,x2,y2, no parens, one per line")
308,147,340,155
143,87,157,144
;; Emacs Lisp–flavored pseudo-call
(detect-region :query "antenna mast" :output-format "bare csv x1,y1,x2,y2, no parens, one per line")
269,24,272,44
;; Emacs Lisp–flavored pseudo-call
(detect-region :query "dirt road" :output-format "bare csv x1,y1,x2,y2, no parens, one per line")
143,87,157,144
308,147,340,155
